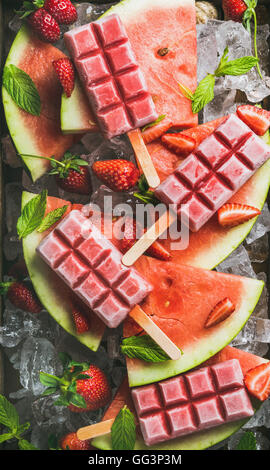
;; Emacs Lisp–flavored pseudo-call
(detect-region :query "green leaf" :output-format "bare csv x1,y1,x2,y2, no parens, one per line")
141,114,166,132
0,394,19,432
41,387,59,397
191,74,215,114
18,439,38,450
17,190,47,239
0,433,14,443
178,82,194,101
215,48,258,77
68,393,87,409
17,422,30,435
58,352,72,370
111,406,136,451
3,65,41,116
37,205,68,233
39,371,62,388
121,335,179,363
54,396,70,407
236,431,257,450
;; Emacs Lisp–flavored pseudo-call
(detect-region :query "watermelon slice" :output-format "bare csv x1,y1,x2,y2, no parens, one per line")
2,26,78,182
125,257,263,386
92,346,268,450
61,0,198,133
22,192,106,351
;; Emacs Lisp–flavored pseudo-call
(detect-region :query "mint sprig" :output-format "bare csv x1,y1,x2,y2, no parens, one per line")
17,190,47,239
0,394,38,449
121,335,182,363
37,205,68,233
178,47,258,114
3,65,41,116
133,175,160,205
236,431,257,450
111,406,136,450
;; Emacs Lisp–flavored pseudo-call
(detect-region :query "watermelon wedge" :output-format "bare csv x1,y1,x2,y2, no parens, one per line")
125,257,263,386
61,0,198,133
22,192,106,351
92,346,268,450
2,26,78,182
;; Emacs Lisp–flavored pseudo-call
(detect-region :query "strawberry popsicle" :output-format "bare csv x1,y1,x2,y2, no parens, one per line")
155,114,270,232
131,359,254,446
64,14,158,140
36,210,153,328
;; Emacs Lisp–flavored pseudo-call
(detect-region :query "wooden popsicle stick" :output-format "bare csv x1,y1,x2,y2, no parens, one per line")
129,305,181,361
122,210,177,267
77,418,114,441
128,128,160,189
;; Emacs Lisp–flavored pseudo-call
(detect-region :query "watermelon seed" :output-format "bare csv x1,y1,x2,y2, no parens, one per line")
165,301,170,308
157,47,169,57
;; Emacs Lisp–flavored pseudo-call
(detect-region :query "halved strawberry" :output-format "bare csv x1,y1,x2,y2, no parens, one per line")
71,300,91,334
237,105,270,136
218,203,261,228
244,362,270,401
53,58,75,98
205,297,235,328
142,118,173,144
161,133,195,157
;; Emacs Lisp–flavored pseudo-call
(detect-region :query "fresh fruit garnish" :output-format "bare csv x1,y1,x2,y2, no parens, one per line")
0,280,42,314
44,0,77,25
2,65,41,116
237,105,270,136
222,0,262,78
40,353,111,412
60,432,92,450
244,362,270,401
20,152,92,195
53,58,75,98
92,159,140,192
71,300,91,335
205,298,235,328
28,8,61,43
118,217,171,261
218,203,261,227
161,133,195,157
142,117,173,144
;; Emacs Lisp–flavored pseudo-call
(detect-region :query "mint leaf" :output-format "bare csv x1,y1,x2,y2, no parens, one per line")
191,74,215,114
111,406,136,450
0,394,19,432
37,205,68,233
0,433,14,443
18,439,38,450
3,65,41,116
141,114,166,132
215,47,258,77
121,335,179,363
17,190,47,239
236,431,257,450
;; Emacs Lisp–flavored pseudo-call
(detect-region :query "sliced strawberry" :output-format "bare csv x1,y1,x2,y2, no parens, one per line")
161,133,195,157
244,362,270,401
205,297,235,328
218,203,261,228
71,302,91,334
178,117,226,147
147,241,171,261
237,105,270,136
53,58,75,98
142,118,173,144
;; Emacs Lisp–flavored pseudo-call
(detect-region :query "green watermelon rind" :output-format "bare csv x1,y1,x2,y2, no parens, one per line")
127,276,264,387
22,191,105,351
92,418,248,451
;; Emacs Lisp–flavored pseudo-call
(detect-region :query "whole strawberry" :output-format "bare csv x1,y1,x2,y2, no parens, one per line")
28,8,61,43
60,432,92,450
44,0,77,25
40,353,111,413
222,0,247,22
0,280,42,313
92,159,140,192
53,58,75,98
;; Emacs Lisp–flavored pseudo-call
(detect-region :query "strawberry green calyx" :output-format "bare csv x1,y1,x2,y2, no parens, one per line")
16,1,45,19
20,151,88,178
0,281,14,296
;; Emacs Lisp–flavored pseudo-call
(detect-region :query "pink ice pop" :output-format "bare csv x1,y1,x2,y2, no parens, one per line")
155,114,270,232
131,359,254,446
64,14,158,139
36,210,152,328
